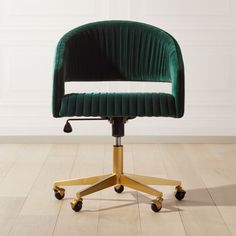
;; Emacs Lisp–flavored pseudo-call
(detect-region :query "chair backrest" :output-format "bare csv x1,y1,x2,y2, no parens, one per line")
55,21,182,82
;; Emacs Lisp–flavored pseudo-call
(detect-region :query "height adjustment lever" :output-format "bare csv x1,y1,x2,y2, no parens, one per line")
63,118,107,133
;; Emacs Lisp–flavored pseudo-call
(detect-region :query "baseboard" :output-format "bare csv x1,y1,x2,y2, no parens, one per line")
0,135,236,144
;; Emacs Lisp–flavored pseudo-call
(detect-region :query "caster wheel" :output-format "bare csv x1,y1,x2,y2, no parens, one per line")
71,198,83,212
151,198,163,213
53,186,65,200
175,186,186,201
114,185,124,193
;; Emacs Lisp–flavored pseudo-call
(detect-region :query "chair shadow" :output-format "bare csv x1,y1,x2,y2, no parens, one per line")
80,184,236,213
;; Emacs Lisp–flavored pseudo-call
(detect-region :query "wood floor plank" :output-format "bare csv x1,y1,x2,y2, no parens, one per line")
186,144,236,235
0,197,26,236
8,144,78,236
162,144,231,236
0,144,24,182
0,144,51,197
53,144,105,236
133,144,186,236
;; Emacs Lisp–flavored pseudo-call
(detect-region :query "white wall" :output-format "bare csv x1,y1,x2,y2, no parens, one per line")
0,0,236,136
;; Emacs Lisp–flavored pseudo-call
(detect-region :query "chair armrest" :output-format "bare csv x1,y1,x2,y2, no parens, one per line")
169,43,185,118
52,39,67,117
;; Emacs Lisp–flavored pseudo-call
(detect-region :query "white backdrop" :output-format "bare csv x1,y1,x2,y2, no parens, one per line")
0,0,236,136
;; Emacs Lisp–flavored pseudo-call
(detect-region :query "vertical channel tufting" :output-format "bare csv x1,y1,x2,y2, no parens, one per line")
161,94,168,116
67,93,76,116
59,93,176,117
75,94,80,115
99,93,106,116
159,94,162,115
106,93,112,116
122,26,130,80
82,94,88,116
144,33,151,77
114,94,120,116
148,36,154,77
112,27,117,67
66,95,69,116
159,37,165,80
128,28,134,79
166,93,170,115
160,94,164,115
151,93,154,116
121,94,127,116
139,31,145,80
129,93,136,116
158,39,163,80
59,94,67,116
137,94,144,116
144,93,150,116
91,93,98,116
153,93,160,116
76,93,84,116
151,37,157,79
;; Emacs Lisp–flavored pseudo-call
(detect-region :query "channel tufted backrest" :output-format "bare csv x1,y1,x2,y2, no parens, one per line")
57,21,178,82
53,21,184,118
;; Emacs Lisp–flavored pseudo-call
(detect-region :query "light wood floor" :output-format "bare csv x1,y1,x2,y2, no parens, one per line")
0,143,236,236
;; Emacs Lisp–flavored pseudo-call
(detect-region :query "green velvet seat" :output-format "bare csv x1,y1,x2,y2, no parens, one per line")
53,20,184,119
59,92,176,117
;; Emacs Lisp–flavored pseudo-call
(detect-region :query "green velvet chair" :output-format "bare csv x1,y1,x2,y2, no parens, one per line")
52,20,186,213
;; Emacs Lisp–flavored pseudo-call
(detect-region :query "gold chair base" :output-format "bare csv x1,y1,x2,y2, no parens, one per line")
53,145,185,212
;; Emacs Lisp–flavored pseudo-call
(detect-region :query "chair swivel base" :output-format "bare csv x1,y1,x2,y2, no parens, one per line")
53,145,186,213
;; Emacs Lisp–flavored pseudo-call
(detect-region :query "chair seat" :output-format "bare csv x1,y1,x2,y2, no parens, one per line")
59,92,177,117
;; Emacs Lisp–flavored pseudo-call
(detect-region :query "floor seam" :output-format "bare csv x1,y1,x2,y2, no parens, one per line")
51,144,79,236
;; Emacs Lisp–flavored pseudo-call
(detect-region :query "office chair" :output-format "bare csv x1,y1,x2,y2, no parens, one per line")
52,21,186,213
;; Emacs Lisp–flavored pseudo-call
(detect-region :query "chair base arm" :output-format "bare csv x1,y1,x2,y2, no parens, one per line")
53,172,177,199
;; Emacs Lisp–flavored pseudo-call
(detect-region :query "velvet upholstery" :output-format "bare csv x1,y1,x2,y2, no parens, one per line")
52,21,184,118
59,92,176,117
